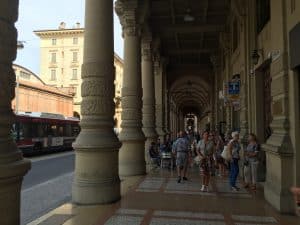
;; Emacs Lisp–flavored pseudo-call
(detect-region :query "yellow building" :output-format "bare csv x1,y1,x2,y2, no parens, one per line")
34,22,123,127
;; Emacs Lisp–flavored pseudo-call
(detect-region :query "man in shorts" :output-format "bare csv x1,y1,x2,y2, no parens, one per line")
172,131,190,183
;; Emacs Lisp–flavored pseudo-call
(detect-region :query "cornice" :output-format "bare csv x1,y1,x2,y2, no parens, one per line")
34,29,84,37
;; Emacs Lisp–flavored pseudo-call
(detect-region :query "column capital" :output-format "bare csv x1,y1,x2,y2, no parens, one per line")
115,0,141,37
141,32,152,61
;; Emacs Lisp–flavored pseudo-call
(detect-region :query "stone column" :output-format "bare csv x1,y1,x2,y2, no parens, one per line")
72,0,121,204
164,81,170,134
263,0,294,213
154,56,166,140
0,1,31,224
141,33,158,166
116,0,146,176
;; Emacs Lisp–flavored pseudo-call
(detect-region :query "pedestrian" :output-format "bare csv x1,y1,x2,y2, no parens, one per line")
228,131,241,191
243,133,259,191
173,131,190,183
197,130,215,192
149,141,160,166
215,131,226,177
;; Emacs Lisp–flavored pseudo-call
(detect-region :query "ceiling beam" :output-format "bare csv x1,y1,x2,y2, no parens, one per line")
167,49,218,55
155,24,225,34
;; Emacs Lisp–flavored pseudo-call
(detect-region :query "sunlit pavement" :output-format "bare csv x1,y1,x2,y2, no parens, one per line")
21,151,74,225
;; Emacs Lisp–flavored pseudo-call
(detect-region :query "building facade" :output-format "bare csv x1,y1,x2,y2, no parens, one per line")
12,64,73,116
34,23,124,125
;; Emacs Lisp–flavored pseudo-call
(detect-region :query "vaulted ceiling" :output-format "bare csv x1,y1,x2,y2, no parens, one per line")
149,0,230,116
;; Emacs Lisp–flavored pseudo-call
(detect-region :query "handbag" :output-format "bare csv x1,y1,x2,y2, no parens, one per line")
221,145,231,161
194,155,203,165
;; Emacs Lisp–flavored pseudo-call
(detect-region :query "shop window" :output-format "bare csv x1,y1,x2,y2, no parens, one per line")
256,0,270,33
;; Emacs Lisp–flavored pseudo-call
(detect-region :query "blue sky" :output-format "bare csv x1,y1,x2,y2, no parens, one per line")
15,0,123,74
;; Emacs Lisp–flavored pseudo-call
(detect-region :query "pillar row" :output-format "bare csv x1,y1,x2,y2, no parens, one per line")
141,33,158,166
154,58,166,140
116,0,146,176
72,0,121,204
0,1,31,224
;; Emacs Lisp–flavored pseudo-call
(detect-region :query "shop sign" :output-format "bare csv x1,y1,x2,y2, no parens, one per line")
228,81,240,95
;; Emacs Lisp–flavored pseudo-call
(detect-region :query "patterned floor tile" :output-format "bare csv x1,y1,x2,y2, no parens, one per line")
164,190,216,196
150,218,226,225
138,178,165,189
232,215,277,223
165,180,211,192
37,214,74,225
219,193,252,198
136,188,159,192
215,183,248,194
153,210,224,220
235,224,278,225
104,215,143,225
116,208,147,215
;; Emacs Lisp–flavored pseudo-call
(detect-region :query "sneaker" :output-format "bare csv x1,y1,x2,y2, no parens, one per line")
200,185,205,192
183,177,188,181
177,176,181,183
205,186,209,192
231,186,239,192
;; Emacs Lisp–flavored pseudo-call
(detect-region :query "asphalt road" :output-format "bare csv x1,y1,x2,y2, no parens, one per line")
21,151,75,225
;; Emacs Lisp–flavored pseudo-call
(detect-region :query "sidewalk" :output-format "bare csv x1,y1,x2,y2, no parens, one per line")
27,167,300,225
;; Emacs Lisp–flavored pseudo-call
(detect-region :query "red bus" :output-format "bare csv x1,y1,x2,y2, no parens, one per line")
12,112,80,155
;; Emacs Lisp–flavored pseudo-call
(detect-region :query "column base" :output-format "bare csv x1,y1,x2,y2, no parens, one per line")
0,156,31,225
263,145,295,213
119,141,146,176
72,178,120,205
72,130,121,205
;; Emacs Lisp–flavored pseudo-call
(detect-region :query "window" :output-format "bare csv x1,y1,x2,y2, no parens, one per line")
50,69,56,81
73,37,78,45
52,38,57,45
72,69,78,80
20,71,30,79
256,0,270,33
72,52,78,62
51,52,56,63
232,19,239,52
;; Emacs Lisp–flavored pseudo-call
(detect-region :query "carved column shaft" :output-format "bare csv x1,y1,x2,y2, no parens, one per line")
154,58,166,140
0,1,31,224
141,34,158,166
72,0,121,204
116,0,146,176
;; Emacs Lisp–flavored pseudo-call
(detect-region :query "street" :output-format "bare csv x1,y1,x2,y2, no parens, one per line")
21,151,75,225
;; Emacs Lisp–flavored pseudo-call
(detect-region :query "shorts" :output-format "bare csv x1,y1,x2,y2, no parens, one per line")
176,152,188,167
201,157,213,176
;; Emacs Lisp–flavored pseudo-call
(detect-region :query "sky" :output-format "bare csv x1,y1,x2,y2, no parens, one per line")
15,0,124,75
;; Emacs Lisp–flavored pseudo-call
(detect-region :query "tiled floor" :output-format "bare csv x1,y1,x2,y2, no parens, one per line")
99,168,299,225
31,167,300,225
